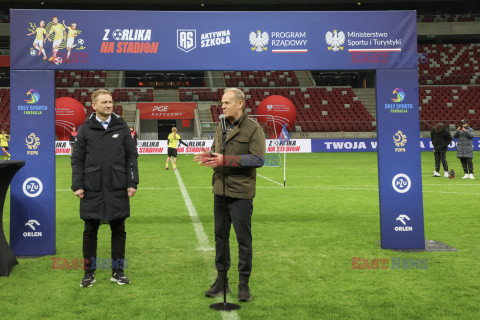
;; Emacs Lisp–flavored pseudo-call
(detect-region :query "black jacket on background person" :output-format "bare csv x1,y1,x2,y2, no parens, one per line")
71,112,139,221
430,124,452,152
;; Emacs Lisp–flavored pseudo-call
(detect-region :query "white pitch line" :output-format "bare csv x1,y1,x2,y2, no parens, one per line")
174,169,239,320
257,174,284,186
174,169,212,251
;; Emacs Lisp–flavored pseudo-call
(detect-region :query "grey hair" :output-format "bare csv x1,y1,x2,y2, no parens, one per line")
224,88,245,109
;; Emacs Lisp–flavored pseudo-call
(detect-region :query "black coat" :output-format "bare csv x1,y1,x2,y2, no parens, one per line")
430,125,452,152
71,113,139,221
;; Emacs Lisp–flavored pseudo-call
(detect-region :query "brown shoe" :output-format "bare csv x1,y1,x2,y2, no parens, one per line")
205,276,231,297
238,277,252,302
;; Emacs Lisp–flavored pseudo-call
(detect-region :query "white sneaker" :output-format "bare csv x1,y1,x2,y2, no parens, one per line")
469,174,475,179
462,174,469,179
444,172,449,178
433,171,441,177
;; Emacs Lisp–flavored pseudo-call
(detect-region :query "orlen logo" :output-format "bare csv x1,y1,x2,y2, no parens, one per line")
392,174,411,194
25,89,40,104
391,88,406,103
24,219,42,237
152,106,168,112
395,214,413,232
22,177,44,198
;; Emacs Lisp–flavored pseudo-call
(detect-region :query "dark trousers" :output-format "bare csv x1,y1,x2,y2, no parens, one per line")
83,218,126,274
434,150,448,172
214,195,253,278
460,157,474,174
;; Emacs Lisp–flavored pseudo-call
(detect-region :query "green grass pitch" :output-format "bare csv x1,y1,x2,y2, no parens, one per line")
1,151,480,319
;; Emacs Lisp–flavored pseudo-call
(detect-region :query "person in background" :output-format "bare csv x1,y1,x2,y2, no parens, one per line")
0,129,10,160
453,119,475,179
431,122,452,177
129,125,139,142
165,127,188,170
70,126,78,155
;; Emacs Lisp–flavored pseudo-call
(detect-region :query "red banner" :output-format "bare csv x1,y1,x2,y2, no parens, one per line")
137,102,196,119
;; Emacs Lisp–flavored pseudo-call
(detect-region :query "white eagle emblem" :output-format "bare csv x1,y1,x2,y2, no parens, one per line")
249,30,269,52
325,30,345,52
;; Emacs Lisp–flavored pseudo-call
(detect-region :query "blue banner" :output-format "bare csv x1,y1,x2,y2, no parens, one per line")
10,9,417,71
10,70,56,256
311,138,480,152
376,70,425,250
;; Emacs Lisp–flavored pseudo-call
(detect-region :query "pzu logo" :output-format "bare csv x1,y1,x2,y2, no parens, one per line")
392,174,411,194
22,177,44,198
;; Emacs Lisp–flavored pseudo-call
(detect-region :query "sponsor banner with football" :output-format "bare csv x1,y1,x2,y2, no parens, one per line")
137,102,196,120
376,70,425,250
11,10,416,70
10,70,56,255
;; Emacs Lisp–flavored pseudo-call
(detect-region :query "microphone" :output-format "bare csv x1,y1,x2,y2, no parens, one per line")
219,114,227,133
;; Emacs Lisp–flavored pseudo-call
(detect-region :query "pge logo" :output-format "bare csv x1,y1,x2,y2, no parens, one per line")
25,89,40,104
392,174,411,193
152,106,168,112
22,177,44,198
177,29,196,53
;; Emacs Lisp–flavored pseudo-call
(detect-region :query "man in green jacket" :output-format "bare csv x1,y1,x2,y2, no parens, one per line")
194,88,266,302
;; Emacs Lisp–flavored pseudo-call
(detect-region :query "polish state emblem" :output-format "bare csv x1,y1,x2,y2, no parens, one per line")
325,30,345,52
249,30,269,52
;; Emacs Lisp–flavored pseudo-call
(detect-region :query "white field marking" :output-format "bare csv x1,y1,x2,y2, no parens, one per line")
57,182,480,193
174,169,239,320
257,174,284,186
174,169,212,252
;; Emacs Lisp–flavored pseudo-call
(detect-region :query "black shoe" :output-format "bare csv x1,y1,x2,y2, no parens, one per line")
80,273,96,287
111,271,130,285
205,276,231,297
238,277,252,302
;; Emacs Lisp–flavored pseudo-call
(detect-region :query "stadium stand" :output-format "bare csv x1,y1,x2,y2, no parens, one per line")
224,71,300,87
417,14,478,23
418,43,480,85
420,86,480,130
205,87,376,133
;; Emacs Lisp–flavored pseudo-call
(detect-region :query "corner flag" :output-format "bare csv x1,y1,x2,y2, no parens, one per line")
279,124,290,144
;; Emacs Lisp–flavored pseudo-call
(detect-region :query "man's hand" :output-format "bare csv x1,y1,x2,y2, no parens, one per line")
203,153,223,168
127,188,136,197
74,189,84,199
194,147,211,166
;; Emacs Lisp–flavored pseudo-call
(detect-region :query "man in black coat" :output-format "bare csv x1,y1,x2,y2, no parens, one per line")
71,89,139,287
430,122,452,177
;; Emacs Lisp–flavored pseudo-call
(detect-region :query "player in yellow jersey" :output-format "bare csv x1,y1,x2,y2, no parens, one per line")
62,20,78,63
0,129,11,160
45,17,66,62
26,20,48,61
165,127,188,170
